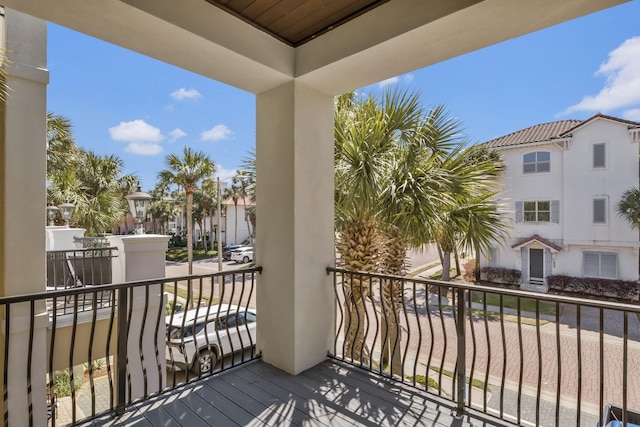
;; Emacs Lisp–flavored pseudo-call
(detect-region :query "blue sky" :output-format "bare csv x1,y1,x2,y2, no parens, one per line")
47,1,640,190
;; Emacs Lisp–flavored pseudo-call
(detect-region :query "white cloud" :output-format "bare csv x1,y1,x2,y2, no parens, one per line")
168,128,186,142
623,108,640,122
563,36,640,115
377,73,415,88
216,166,238,182
378,77,399,88
171,88,202,101
109,120,164,143
124,142,163,156
201,124,233,141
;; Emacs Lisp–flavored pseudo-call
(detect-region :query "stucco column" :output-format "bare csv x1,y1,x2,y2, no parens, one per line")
256,81,334,375
107,235,169,400
0,9,48,426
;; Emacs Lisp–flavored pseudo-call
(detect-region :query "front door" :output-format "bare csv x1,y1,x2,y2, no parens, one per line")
529,248,544,284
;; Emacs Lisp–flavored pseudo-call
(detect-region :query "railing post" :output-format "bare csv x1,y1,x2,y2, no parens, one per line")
455,287,466,416
116,288,128,415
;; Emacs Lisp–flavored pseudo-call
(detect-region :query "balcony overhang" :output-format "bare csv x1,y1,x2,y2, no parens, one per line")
2,0,628,95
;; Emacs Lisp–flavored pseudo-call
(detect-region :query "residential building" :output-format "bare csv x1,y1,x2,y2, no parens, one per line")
481,114,640,289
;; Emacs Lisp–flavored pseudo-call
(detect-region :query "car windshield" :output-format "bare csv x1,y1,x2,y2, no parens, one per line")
167,321,209,339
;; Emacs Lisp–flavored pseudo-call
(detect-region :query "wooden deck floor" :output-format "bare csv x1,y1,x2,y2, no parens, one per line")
81,360,511,426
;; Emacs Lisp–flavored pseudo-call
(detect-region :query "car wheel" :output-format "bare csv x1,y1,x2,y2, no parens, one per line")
243,256,249,263
193,349,216,375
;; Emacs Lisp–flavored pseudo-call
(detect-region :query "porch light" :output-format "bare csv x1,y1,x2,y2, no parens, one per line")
126,183,152,234
58,202,76,227
46,204,60,226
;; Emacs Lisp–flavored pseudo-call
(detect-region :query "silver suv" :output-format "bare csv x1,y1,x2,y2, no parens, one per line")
166,304,257,374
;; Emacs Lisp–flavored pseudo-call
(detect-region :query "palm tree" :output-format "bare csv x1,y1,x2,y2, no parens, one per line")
430,145,508,282
46,112,80,181
47,132,137,234
223,179,244,244
239,150,257,238
335,88,508,374
200,179,219,251
617,186,640,229
159,147,216,274
335,88,432,364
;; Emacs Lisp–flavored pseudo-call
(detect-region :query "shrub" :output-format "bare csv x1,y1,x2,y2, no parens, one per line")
547,275,639,301
480,267,521,285
463,261,477,282
54,369,82,397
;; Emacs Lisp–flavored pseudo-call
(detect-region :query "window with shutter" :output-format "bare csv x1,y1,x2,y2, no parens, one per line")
593,143,606,168
593,198,607,224
522,200,551,222
515,201,523,223
551,200,560,223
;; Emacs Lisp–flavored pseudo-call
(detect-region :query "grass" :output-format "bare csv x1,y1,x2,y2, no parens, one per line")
413,374,439,390
166,247,216,262
471,292,556,316
408,262,441,278
429,366,488,391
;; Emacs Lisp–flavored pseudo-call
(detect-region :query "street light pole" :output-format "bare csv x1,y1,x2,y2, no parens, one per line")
217,176,223,273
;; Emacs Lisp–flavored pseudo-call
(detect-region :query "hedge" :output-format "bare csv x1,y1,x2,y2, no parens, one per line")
479,267,521,285
547,275,639,301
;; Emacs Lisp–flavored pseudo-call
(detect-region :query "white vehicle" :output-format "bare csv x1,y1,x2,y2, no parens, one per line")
230,247,254,264
165,304,257,374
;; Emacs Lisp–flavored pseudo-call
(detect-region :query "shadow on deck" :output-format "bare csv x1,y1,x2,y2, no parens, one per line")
81,360,512,427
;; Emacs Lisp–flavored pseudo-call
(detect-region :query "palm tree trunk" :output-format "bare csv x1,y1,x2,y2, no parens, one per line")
186,192,194,275
234,203,238,243
337,217,379,363
380,227,407,376
441,249,452,281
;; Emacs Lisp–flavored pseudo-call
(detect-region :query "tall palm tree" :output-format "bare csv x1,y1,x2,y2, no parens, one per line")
431,145,508,282
159,147,216,274
223,179,244,244
335,88,431,364
239,150,257,237
200,178,219,250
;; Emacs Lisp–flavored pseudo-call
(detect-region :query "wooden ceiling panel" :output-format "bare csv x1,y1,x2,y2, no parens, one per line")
205,0,391,46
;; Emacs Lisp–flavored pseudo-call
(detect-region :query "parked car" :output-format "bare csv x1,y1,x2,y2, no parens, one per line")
166,304,257,374
221,244,244,261
230,247,254,264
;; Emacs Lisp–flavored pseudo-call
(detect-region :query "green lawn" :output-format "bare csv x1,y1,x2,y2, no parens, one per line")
472,291,556,316
166,247,216,262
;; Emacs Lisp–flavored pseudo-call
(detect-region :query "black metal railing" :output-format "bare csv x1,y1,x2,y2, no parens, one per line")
73,236,111,248
46,248,117,315
0,266,261,426
328,267,640,427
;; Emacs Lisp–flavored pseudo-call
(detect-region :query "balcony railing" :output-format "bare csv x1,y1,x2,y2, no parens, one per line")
46,247,117,315
328,267,640,427
0,266,260,426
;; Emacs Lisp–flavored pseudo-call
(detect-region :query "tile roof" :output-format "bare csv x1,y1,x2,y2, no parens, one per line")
481,120,582,149
511,234,563,252
480,113,640,149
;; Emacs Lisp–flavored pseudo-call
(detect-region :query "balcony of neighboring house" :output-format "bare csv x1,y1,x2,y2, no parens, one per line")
4,233,640,426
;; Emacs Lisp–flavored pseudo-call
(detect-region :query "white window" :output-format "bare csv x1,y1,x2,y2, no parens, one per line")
515,200,559,223
593,143,606,168
523,151,550,174
583,252,617,279
593,197,607,224
524,201,550,222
